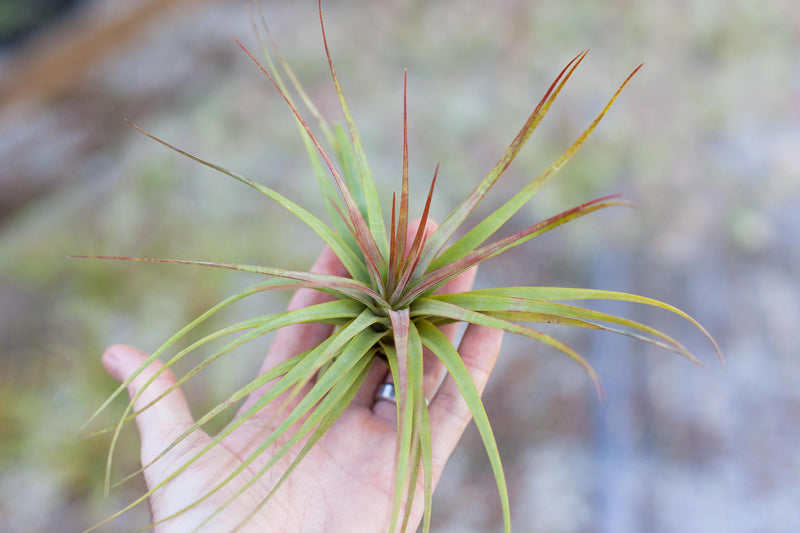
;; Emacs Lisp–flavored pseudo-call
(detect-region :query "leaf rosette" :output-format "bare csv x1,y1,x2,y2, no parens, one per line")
81,2,721,532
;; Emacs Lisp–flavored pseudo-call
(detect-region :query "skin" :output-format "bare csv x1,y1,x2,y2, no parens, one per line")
102,220,504,532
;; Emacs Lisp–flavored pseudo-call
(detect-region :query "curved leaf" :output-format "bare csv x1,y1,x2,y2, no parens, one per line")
412,298,602,397
317,0,388,258
228,351,374,532
398,196,628,307
416,50,589,274
155,328,383,530
417,320,511,533
75,255,385,309
430,292,698,363
106,299,362,490
125,121,368,282
82,277,300,433
86,311,379,531
463,286,722,362
429,64,643,270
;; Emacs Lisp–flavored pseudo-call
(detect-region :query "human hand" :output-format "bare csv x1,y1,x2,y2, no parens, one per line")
102,221,504,532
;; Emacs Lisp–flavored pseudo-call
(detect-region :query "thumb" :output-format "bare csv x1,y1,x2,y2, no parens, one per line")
103,344,196,460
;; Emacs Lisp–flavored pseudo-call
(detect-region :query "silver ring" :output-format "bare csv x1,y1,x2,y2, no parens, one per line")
374,383,397,404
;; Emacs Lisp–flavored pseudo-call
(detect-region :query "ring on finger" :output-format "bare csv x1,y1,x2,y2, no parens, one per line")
374,382,430,406
374,383,397,404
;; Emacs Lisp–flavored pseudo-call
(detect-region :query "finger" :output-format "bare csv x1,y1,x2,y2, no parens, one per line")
102,344,195,461
352,357,391,407
428,323,504,473
259,246,350,373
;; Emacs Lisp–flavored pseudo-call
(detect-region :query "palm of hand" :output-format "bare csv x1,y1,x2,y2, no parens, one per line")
103,236,502,533
143,400,406,533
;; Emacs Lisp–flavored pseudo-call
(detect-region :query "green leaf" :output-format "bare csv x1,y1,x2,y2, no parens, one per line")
483,310,691,362
417,386,434,533
249,4,337,146
396,71,411,277
465,286,722,362
413,298,602,397
92,310,337,441
317,0,389,259
125,121,368,282
82,277,300,434
105,299,362,494
417,320,511,533
155,328,383,530
113,349,306,491
431,292,698,363
388,193,400,295
390,165,438,304
385,309,416,533
234,38,388,289
400,320,428,533
399,439,423,533
429,64,643,270
87,311,379,531
228,351,374,532
76,255,385,309
416,51,589,274
300,129,365,278
334,124,369,224
398,196,628,307
247,9,365,275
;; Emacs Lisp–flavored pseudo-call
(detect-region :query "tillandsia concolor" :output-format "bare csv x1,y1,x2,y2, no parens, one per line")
80,2,721,532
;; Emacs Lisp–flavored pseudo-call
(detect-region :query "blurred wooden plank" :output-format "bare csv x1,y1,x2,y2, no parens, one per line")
0,0,205,114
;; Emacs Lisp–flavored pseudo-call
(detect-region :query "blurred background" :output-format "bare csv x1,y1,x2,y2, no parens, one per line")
0,0,798,531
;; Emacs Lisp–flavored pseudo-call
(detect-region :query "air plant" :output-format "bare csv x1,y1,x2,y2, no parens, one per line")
81,2,721,532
